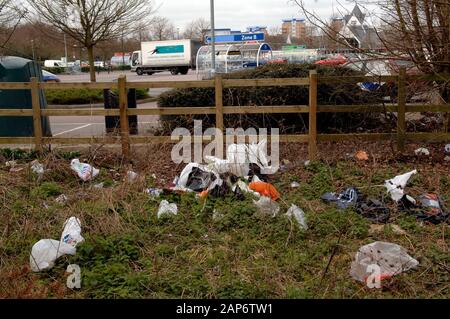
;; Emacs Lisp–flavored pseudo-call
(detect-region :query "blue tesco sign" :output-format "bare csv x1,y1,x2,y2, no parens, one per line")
206,33,265,44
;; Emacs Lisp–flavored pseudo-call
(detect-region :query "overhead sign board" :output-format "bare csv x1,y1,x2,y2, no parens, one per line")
206,33,265,44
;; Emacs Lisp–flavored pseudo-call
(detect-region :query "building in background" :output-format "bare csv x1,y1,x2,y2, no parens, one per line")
246,26,268,35
281,18,306,40
339,5,381,49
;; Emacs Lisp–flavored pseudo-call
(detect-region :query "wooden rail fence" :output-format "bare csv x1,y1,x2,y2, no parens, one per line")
0,69,449,161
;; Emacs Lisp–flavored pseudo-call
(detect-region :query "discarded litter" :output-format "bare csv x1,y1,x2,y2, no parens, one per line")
93,182,104,189
384,170,417,202
30,216,84,272
350,241,419,285
355,150,369,161
249,181,280,201
304,160,311,167
254,196,280,216
126,171,138,183
400,193,450,224
445,144,450,153
70,159,99,182
157,200,178,218
61,217,84,247
31,160,44,176
5,160,17,167
321,187,360,209
414,148,430,156
290,182,300,188
30,239,76,272
145,188,162,198
356,198,390,224
286,205,308,230
56,194,68,204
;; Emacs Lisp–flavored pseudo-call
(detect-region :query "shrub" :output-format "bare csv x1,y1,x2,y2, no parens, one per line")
157,63,389,133
45,88,149,105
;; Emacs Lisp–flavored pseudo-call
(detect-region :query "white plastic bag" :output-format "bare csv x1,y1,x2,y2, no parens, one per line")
31,160,44,176
61,217,84,247
157,200,178,218
70,159,99,182
30,239,76,272
56,194,68,204
384,170,417,202
126,171,138,183
286,204,308,230
254,196,280,216
414,148,430,156
350,241,419,283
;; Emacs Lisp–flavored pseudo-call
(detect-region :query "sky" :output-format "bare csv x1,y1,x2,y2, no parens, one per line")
155,0,356,32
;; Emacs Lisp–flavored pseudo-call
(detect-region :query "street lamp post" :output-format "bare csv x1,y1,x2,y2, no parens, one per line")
210,0,216,74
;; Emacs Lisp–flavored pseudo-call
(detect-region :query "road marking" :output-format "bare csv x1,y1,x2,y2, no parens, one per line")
53,124,92,136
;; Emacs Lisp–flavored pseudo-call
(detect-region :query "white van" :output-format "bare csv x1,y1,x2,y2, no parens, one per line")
44,60,66,68
131,39,201,75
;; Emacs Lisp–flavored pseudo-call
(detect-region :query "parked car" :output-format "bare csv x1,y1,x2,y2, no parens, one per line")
42,70,61,82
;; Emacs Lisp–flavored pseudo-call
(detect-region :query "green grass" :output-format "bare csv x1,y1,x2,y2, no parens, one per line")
44,88,150,105
0,152,448,299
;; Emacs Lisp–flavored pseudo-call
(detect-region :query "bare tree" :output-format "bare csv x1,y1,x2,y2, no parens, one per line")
183,18,210,42
150,16,175,41
27,0,154,82
0,0,27,52
294,0,450,101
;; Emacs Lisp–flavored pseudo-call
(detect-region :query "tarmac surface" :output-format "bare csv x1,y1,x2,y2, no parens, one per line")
49,70,199,138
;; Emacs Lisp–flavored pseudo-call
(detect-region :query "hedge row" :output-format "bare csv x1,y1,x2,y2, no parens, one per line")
45,88,149,105
157,63,395,133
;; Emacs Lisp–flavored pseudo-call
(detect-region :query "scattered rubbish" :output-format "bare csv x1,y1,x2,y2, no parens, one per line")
126,171,138,183
9,167,24,173
157,200,178,218
56,194,68,204
445,144,450,153
355,150,369,161
30,216,84,272
414,148,430,156
151,174,157,179
321,187,360,209
400,193,450,224
70,159,99,182
384,170,417,202
356,198,390,224
174,163,218,192
31,160,45,176
30,239,76,272
5,160,17,167
145,188,162,198
254,196,280,216
205,139,276,177
93,182,104,189
290,182,300,188
286,205,308,230
61,217,84,247
249,182,280,201
350,241,419,284
304,160,311,167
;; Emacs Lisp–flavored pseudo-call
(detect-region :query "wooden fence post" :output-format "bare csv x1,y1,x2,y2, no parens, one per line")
31,77,43,153
215,75,224,158
397,67,406,152
308,70,318,160
118,75,130,161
